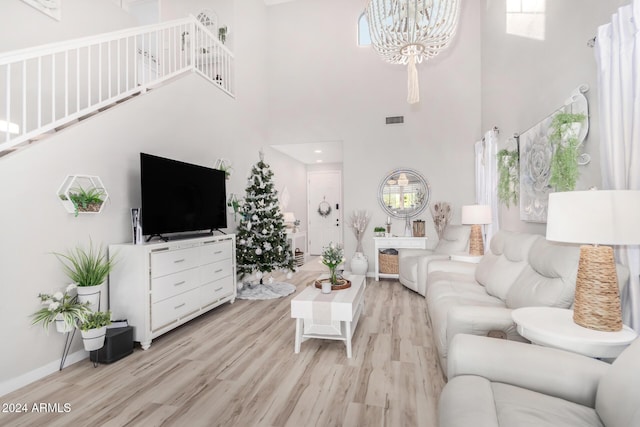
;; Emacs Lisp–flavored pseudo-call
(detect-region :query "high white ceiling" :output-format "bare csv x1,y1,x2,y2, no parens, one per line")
270,141,343,165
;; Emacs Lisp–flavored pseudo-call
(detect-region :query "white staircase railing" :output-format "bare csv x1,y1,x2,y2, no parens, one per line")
0,16,234,155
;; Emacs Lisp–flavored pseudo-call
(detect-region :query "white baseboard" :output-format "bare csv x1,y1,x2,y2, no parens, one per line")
0,349,88,397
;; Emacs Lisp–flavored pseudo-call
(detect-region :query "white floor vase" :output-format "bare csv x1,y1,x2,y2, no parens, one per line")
350,252,368,275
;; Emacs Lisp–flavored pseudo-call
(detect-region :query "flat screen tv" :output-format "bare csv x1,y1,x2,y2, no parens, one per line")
140,153,227,240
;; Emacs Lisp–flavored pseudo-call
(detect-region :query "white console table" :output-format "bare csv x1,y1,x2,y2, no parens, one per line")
286,230,307,261
374,236,428,281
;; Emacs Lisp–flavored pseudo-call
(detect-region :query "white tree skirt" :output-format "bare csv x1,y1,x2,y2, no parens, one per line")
237,282,296,300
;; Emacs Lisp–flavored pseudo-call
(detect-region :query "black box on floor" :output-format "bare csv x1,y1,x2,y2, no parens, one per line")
90,326,133,364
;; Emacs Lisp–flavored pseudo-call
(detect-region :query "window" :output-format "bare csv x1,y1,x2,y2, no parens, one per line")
506,0,546,41
196,9,218,32
358,12,371,46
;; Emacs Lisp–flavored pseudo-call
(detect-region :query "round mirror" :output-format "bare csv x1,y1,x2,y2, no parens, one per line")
378,168,431,219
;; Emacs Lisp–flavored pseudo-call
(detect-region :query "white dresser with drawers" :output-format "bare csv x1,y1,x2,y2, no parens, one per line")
109,234,236,349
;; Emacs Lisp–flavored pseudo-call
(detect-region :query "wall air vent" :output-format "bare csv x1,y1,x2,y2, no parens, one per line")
385,116,404,124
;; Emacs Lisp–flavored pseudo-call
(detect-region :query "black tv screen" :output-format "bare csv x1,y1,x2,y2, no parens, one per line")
140,153,227,238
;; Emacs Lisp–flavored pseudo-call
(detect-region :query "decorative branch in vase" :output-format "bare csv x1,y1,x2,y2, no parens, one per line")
349,210,370,254
431,201,451,239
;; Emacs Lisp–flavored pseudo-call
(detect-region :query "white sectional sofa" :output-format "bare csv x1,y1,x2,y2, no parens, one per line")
439,333,640,427
397,224,470,296
424,230,589,372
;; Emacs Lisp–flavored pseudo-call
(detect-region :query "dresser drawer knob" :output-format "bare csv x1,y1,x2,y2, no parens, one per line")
173,259,186,263
174,281,186,287
174,303,186,310
214,286,223,292
214,268,223,274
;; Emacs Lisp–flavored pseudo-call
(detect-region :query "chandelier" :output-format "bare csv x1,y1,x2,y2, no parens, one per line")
366,0,461,104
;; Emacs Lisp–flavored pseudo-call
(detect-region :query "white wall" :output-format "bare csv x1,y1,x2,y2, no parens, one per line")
265,0,482,265
481,0,629,234
0,0,136,53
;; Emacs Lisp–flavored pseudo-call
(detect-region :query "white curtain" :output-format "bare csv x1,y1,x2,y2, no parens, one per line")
595,0,640,331
474,129,500,246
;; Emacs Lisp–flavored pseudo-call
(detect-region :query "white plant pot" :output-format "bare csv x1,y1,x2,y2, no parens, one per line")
350,252,369,276
77,283,104,312
81,326,107,351
55,314,74,334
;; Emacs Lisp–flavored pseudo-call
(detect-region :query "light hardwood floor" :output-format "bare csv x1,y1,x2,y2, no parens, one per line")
1,270,445,427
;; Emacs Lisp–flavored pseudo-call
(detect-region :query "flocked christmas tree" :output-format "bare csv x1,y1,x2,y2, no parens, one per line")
236,151,295,283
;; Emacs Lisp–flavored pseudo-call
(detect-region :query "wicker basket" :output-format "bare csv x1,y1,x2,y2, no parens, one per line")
379,252,399,274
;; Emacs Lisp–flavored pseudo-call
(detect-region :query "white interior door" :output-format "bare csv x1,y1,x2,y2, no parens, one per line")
308,171,343,255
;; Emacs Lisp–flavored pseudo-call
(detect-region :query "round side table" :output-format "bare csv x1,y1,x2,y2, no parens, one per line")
512,307,637,359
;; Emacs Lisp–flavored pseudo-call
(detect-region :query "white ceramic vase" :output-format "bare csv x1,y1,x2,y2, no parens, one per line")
350,252,368,276
81,326,107,351
77,283,104,312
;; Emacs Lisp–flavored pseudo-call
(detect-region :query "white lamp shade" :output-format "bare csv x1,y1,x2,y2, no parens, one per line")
283,212,296,223
546,190,640,245
461,205,492,225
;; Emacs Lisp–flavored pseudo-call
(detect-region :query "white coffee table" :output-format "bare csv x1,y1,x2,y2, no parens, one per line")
290,275,366,358
512,307,637,359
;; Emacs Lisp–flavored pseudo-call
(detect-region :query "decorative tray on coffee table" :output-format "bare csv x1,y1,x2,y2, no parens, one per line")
314,278,352,290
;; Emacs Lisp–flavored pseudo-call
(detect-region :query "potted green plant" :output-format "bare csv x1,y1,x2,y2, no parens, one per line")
374,226,386,237
497,149,519,207
54,240,116,312
59,186,106,217
321,243,345,292
32,284,91,334
548,112,586,192
79,310,111,351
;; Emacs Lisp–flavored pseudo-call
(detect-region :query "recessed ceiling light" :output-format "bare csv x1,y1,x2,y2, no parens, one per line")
314,149,322,154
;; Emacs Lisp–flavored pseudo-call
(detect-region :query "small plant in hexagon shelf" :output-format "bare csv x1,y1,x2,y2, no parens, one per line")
57,175,109,217
66,186,106,215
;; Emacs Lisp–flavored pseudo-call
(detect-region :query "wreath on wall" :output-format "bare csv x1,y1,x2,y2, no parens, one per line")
317,200,332,217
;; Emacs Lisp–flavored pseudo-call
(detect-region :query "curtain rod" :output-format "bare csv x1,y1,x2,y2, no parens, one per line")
481,126,499,142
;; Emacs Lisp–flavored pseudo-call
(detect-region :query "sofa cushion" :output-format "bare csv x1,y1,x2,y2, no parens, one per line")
398,254,420,288
595,338,640,427
439,376,603,427
476,232,541,300
506,239,580,309
427,288,505,366
439,376,500,427
434,224,471,254
491,382,603,427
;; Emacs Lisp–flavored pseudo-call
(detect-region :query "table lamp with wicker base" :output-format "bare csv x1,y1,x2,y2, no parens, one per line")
547,190,640,332
461,205,492,256
574,245,622,331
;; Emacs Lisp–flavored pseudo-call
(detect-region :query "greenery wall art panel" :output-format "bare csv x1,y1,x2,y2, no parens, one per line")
519,116,554,223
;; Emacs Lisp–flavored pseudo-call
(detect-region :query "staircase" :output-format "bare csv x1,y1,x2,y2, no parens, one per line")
0,16,234,157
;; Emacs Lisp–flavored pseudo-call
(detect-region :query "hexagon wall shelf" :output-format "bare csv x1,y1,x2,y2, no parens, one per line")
57,175,109,216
